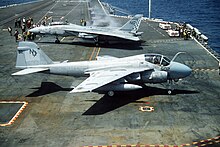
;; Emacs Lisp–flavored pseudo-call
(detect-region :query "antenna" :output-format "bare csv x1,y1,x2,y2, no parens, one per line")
171,52,186,63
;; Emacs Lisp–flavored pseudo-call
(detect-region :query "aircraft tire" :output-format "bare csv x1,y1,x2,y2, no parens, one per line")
108,91,114,97
168,90,172,95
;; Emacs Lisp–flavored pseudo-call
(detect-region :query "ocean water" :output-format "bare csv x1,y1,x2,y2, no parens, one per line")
1,0,219,54
0,0,39,7
104,0,220,54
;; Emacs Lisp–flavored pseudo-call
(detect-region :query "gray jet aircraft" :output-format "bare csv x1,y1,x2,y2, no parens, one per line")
29,14,143,44
12,42,192,96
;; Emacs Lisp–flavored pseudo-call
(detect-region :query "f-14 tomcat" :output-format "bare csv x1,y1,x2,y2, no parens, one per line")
29,14,143,44
12,42,192,96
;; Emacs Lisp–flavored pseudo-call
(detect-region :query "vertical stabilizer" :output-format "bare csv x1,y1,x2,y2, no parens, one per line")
119,14,143,32
15,41,53,68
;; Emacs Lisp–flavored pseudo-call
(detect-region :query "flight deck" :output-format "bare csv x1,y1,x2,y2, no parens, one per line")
0,0,219,147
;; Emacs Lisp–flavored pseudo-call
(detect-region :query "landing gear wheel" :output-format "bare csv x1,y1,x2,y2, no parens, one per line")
168,90,172,95
107,91,114,97
167,80,175,95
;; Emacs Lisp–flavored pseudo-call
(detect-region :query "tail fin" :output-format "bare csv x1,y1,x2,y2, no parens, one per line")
15,41,53,69
119,14,143,32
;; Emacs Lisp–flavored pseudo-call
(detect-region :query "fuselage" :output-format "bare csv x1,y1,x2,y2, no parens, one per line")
29,24,140,42
25,54,192,81
31,54,146,76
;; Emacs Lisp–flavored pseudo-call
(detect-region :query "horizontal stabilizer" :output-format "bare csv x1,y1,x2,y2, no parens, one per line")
12,68,49,76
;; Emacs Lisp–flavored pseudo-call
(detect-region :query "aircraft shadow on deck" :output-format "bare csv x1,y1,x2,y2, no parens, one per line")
26,82,73,97
36,41,144,50
25,82,198,115
83,87,199,115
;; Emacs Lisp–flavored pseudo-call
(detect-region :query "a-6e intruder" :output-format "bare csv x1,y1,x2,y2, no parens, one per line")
12,42,192,96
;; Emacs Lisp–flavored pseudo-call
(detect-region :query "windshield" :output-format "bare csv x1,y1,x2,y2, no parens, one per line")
145,54,170,66
161,56,170,66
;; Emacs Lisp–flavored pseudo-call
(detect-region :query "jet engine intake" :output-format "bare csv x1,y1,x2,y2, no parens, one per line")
125,73,141,82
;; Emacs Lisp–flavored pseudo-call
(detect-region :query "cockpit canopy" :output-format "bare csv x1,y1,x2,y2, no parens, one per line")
144,54,171,66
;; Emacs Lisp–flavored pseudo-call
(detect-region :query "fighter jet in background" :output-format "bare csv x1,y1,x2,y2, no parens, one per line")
12,42,192,96
29,14,143,44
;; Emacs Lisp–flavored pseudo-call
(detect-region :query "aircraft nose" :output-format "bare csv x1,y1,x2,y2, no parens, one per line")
168,62,192,79
29,27,40,33
182,64,192,77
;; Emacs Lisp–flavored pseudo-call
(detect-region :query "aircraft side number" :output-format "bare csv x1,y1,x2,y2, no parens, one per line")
29,49,37,57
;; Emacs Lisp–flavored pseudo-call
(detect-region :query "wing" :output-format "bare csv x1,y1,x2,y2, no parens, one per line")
70,67,150,93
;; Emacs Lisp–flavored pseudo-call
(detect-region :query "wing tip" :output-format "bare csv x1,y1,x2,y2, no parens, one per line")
11,73,18,76
11,71,26,76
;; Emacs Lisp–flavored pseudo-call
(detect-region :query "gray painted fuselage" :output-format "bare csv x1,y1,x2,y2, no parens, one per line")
40,55,146,77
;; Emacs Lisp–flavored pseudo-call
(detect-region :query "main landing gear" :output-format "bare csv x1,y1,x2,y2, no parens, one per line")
107,91,114,97
55,37,60,43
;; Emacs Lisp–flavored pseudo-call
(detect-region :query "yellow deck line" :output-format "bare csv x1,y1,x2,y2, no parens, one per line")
95,47,101,59
89,47,96,61
61,37,65,41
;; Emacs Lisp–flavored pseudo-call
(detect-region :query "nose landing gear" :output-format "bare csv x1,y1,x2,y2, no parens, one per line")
168,89,172,95
167,80,175,95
